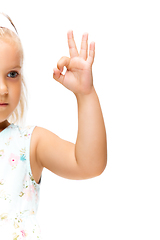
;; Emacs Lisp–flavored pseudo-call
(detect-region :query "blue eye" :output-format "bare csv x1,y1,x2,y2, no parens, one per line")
8,71,19,78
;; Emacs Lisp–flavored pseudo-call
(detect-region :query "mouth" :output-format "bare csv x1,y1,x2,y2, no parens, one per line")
0,103,8,107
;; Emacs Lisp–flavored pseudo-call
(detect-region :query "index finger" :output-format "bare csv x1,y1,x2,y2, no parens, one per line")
67,31,79,58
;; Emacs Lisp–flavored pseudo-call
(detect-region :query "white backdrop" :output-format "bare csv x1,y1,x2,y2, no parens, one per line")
1,0,160,239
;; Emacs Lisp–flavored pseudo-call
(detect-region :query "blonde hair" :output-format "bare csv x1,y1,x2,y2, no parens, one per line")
0,13,27,125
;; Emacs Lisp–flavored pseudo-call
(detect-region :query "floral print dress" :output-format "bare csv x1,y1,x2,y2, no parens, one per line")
0,124,42,239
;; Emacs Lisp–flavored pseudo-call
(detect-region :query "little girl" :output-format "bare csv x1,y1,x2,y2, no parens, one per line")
0,12,107,239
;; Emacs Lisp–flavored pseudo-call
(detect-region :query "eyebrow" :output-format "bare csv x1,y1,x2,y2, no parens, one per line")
11,66,22,69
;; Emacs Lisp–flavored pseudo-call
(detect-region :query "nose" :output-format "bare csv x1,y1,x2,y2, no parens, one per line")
0,78,8,95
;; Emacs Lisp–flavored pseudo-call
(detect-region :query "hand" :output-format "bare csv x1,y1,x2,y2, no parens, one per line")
53,31,95,96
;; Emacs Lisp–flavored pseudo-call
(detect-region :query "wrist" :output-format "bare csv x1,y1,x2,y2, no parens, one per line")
75,86,96,101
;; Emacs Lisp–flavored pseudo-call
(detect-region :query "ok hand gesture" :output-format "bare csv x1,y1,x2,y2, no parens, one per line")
53,31,95,96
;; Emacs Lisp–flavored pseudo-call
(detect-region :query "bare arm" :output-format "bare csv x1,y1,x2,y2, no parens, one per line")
35,31,107,180
75,88,107,178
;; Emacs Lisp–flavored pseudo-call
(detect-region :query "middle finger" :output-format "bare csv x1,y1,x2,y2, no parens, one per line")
79,33,88,60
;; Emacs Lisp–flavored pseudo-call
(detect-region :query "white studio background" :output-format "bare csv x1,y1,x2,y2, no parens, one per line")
1,0,160,239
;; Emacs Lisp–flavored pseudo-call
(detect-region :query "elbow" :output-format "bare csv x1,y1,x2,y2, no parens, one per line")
97,156,107,177
97,147,107,176
82,156,107,180
95,138,107,177
94,151,108,177
76,145,107,180
87,165,107,179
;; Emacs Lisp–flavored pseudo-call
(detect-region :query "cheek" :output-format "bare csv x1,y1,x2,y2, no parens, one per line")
10,81,22,105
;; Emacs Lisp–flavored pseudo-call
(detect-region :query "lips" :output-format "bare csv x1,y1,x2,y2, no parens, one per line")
0,103,8,106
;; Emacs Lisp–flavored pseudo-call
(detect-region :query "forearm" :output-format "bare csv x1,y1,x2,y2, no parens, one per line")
75,87,107,177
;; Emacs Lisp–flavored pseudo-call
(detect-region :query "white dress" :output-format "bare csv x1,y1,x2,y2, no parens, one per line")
0,124,42,239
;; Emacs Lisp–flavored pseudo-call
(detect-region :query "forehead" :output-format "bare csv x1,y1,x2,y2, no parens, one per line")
0,39,22,69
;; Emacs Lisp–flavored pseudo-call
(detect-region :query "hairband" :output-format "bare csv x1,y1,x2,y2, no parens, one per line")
0,13,18,35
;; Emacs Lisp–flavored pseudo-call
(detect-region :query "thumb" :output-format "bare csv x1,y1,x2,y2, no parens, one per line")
53,68,65,85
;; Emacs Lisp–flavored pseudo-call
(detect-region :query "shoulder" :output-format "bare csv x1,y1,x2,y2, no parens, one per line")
31,126,61,144
31,126,58,147
30,126,63,176
29,126,59,161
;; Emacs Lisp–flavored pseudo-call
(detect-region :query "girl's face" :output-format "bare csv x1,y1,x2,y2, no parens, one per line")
0,39,22,128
